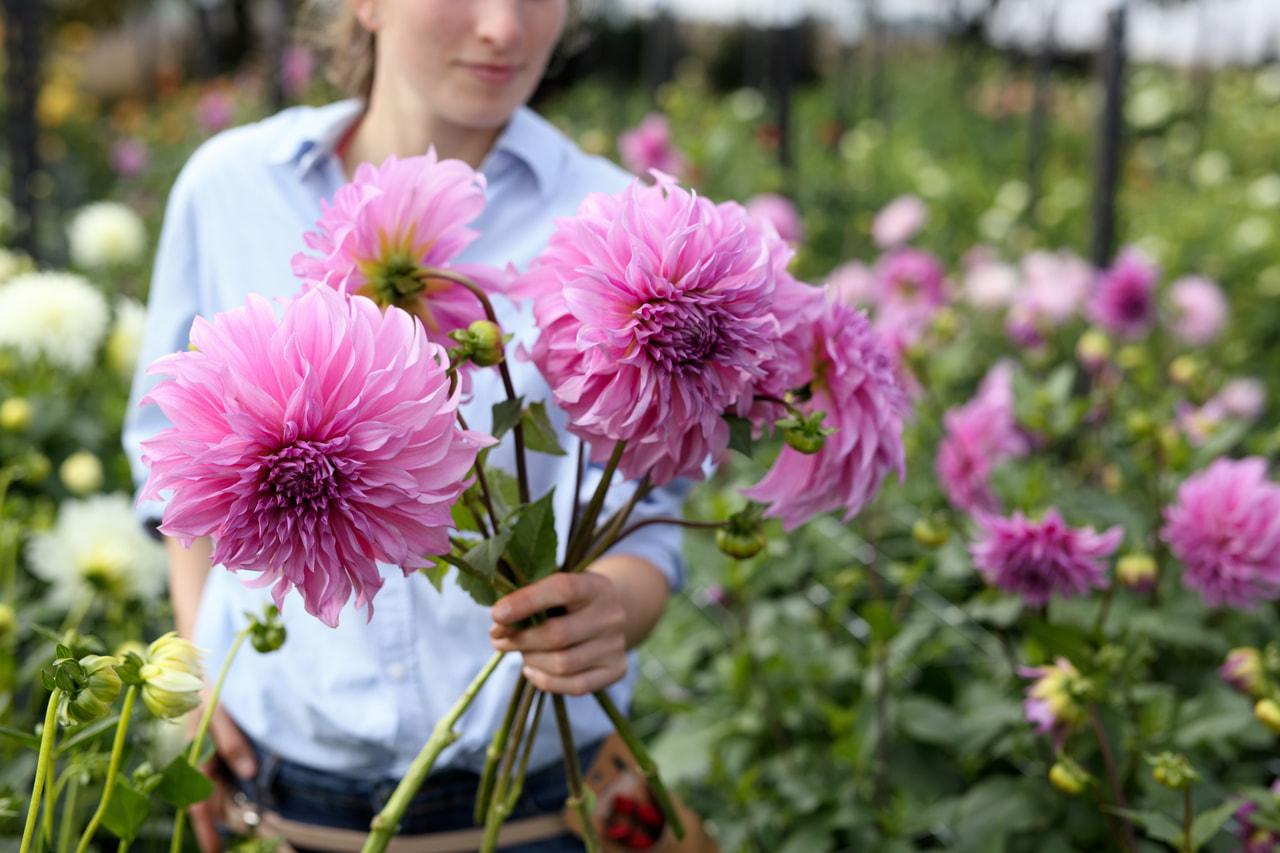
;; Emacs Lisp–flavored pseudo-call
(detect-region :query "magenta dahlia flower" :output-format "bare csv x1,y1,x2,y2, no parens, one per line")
874,247,948,316
515,173,802,485
934,362,1028,514
740,287,909,531
744,193,804,245
1160,456,1280,609
291,150,496,350
1088,246,1159,339
871,195,927,248
617,113,687,180
138,287,493,627
970,508,1122,606
1234,779,1280,853
1166,275,1229,346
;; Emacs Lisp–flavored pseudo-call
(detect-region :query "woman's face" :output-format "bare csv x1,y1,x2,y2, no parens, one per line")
357,0,567,134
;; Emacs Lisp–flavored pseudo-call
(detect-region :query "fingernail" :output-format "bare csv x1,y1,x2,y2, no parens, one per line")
493,605,510,623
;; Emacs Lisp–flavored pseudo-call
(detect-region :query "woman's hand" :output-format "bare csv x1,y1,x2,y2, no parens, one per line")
489,556,670,695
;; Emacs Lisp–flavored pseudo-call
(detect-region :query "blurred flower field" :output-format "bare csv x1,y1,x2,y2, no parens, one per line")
3,15,1280,852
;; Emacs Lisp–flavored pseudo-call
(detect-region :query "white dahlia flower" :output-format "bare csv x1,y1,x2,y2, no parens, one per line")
0,271,110,371
67,201,147,269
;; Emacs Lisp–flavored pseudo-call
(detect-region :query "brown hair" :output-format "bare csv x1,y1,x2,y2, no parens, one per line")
297,0,376,101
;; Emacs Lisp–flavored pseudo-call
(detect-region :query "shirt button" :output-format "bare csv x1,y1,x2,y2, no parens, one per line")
387,663,406,681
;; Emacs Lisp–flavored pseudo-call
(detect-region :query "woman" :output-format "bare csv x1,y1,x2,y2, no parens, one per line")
123,1,686,850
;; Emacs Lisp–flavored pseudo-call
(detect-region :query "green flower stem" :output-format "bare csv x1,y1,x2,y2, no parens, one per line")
593,689,685,840
362,651,505,853
553,694,602,853
480,683,540,853
58,773,80,853
576,476,654,571
75,685,138,853
1182,785,1193,853
587,516,724,568
19,688,60,853
60,590,96,637
475,674,531,826
172,624,252,853
424,267,529,504
1090,705,1137,853
564,441,627,574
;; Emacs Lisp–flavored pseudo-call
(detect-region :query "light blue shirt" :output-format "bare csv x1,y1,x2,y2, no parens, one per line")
122,100,687,777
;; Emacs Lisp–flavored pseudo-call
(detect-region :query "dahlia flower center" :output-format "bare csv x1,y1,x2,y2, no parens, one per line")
262,441,341,510
638,300,719,368
1116,288,1151,321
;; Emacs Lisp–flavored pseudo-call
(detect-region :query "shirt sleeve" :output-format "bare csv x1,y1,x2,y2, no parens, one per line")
121,159,205,526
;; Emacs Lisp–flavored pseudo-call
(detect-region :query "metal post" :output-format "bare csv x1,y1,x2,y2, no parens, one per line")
5,0,41,260
1027,9,1056,213
1090,6,1127,269
773,25,795,170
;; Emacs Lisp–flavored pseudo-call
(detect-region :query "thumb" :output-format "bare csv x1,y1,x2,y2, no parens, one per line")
208,705,257,781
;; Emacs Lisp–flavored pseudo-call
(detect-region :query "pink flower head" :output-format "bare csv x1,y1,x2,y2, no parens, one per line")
1234,779,1280,853
1167,275,1229,346
138,288,493,627
110,138,149,178
744,193,804,245
1212,377,1266,421
874,247,948,315
827,261,876,307
617,113,687,180
964,259,1020,311
871,195,927,248
1176,399,1226,447
970,508,1122,606
1219,647,1266,698
1012,249,1095,334
935,362,1029,513
1088,246,1159,339
281,44,315,100
740,286,909,531
1160,456,1280,610
1018,657,1089,744
195,87,236,135
291,151,495,352
515,173,799,486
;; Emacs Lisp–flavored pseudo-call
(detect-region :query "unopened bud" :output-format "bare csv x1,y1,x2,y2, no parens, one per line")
57,655,122,726
249,604,287,654
449,320,505,367
1168,355,1199,386
716,508,767,560
779,411,833,455
139,632,205,719
1116,554,1158,593
0,397,33,432
17,451,51,485
60,450,103,496
1220,648,1266,699
911,518,949,548
1149,751,1199,790
1255,698,1280,734
1049,758,1093,796
1116,344,1146,371
1076,329,1112,372
1125,411,1154,438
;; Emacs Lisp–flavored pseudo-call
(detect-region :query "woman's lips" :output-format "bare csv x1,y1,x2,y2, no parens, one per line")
463,63,520,86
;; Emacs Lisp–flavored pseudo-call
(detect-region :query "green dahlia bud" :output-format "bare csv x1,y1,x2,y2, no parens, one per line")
716,508,767,560
1116,553,1158,593
1049,758,1092,796
1149,751,1200,790
1255,698,1280,735
0,397,33,432
911,518,950,548
779,411,834,455
249,604,288,654
59,450,104,496
449,320,505,367
57,655,122,726
139,632,205,719
1220,647,1266,699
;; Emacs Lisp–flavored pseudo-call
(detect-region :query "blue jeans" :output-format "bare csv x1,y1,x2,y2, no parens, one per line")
232,740,599,853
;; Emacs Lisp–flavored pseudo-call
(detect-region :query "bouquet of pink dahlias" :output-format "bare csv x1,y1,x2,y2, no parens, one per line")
140,154,910,853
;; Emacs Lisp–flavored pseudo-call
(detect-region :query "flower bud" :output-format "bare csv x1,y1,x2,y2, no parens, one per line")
1255,698,1280,735
1116,553,1158,593
911,518,950,548
1149,751,1199,790
0,602,16,641
57,655,122,726
59,450,103,496
449,320,505,367
17,451,51,485
1049,758,1093,796
1125,411,1154,439
1221,648,1266,699
1116,344,1146,371
249,604,288,654
716,524,767,560
779,411,833,455
0,397,33,432
1075,329,1112,373
1168,355,1199,387
139,632,205,719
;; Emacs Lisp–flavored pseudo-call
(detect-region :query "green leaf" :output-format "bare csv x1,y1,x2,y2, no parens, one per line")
482,467,521,522
452,531,515,607
725,414,754,458
100,775,152,841
154,755,216,808
418,560,449,594
56,714,121,755
0,724,42,749
491,397,524,440
505,492,558,583
859,600,900,644
1108,807,1183,846
1190,799,1240,850
522,402,567,456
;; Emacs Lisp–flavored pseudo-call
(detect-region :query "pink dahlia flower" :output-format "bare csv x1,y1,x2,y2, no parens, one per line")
1166,275,1229,346
280,44,316,101
741,286,909,531
1212,377,1266,421
195,87,235,135
617,113,687,180
970,508,1122,606
744,193,804,245
138,288,493,627
1234,779,1280,853
1160,456,1280,610
934,362,1028,514
515,173,798,485
110,138,149,178
1008,250,1095,340
871,195,927,248
827,261,877,307
291,151,496,352
1219,647,1266,698
1088,246,1159,339
1018,657,1089,745
874,247,948,316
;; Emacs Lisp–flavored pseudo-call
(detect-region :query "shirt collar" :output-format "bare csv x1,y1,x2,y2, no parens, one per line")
265,100,563,196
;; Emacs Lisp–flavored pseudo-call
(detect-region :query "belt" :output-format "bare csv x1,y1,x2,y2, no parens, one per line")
224,792,568,853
